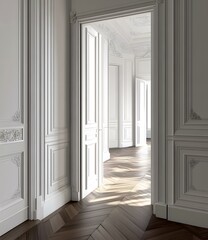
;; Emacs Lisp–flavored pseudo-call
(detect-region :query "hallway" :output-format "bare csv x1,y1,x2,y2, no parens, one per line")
2,145,208,240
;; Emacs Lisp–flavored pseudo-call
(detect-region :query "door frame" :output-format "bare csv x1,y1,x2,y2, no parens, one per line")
70,0,165,212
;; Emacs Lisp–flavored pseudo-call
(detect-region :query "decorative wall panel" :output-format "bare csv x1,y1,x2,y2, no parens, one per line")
45,0,69,136
174,141,208,211
0,153,23,207
175,0,208,134
46,143,69,195
42,0,71,218
0,0,28,236
0,1,24,125
109,124,119,148
167,0,208,227
123,60,133,122
0,128,23,143
109,65,119,148
124,126,132,141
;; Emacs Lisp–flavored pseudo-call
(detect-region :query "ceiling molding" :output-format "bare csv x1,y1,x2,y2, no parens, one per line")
91,12,151,57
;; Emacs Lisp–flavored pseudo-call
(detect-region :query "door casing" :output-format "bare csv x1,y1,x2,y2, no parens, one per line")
70,0,164,210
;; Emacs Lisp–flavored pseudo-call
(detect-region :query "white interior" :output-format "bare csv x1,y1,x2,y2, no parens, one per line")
1,0,208,236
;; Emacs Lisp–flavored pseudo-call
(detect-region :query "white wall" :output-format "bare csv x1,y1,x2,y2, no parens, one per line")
166,0,208,228
71,0,154,16
135,58,151,81
109,65,119,148
30,0,71,220
135,57,151,138
70,0,208,229
42,0,71,218
109,55,134,148
0,0,28,235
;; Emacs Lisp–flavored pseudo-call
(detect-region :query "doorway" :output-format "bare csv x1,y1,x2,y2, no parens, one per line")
70,3,159,206
80,12,152,199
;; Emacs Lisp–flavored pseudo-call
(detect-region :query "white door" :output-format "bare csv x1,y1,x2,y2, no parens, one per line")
135,78,147,146
0,0,28,235
81,25,99,198
109,65,119,148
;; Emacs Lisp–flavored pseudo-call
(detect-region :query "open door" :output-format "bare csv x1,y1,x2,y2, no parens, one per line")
81,25,99,198
135,78,147,146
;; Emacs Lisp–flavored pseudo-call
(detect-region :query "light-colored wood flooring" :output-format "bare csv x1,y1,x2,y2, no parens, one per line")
1,144,208,240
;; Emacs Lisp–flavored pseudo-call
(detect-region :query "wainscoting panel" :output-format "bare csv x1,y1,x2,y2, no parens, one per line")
109,65,119,148
109,123,119,148
0,1,23,126
45,0,69,137
120,123,133,147
42,0,71,218
0,0,28,236
174,141,208,211
109,57,134,148
0,153,24,207
175,0,208,135
123,60,133,122
46,143,70,195
167,0,208,228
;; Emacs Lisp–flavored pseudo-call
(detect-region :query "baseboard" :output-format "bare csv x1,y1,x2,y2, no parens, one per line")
147,130,151,139
42,186,71,218
154,202,167,219
168,205,208,228
119,142,133,148
0,207,28,236
71,189,80,201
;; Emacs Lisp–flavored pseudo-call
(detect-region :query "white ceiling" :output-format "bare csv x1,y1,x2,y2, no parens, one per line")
91,12,151,58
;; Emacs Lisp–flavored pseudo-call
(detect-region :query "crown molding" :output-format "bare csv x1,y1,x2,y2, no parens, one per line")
156,0,164,5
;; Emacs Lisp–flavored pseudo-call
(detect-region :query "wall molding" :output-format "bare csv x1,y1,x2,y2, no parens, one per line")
190,109,201,120
0,0,25,125
175,0,208,135
169,205,208,228
174,141,208,211
11,154,22,200
70,11,77,24
12,110,21,122
45,0,69,137
154,203,167,219
46,142,70,196
0,128,23,143
0,153,23,207
156,0,164,5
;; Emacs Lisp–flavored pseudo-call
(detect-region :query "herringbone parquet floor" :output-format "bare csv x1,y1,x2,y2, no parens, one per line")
1,144,208,240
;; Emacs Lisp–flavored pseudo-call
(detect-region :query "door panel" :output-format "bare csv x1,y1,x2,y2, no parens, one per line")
81,25,99,198
0,0,28,236
135,79,147,146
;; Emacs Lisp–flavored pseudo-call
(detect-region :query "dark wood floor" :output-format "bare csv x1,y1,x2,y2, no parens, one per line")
1,144,208,240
